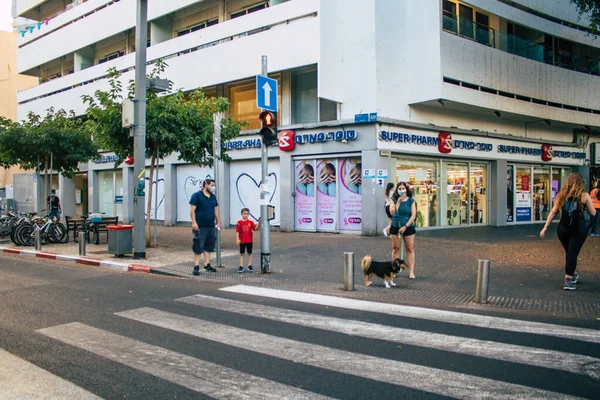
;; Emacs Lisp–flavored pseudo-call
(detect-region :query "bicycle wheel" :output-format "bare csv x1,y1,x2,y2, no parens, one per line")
0,217,13,237
20,225,35,246
12,223,28,246
50,222,69,244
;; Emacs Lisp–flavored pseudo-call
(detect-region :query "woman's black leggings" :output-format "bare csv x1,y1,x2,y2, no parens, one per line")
557,225,587,276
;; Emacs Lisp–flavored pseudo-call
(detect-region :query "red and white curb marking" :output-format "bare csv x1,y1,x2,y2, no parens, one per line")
0,247,152,273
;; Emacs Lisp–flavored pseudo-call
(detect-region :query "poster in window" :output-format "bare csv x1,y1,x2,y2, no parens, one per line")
506,165,514,223
516,192,531,222
316,159,337,231
339,157,362,231
295,160,316,230
521,175,530,192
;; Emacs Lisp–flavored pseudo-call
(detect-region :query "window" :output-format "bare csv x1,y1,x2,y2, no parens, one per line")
292,70,318,124
98,51,124,64
230,2,267,19
229,79,281,130
177,19,218,37
395,159,439,228
442,1,492,46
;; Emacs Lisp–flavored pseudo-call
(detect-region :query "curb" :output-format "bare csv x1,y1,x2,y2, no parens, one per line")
0,246,175,276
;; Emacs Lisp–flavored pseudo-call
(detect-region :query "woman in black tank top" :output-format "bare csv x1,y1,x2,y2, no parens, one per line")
540,173,596,290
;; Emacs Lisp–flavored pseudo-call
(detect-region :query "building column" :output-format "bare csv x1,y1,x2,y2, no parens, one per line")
360,149,388,236
163,163,177,226
216,159,230,228
33,172,44,213
279,152,293,232
122,166,134,224
281,70,292,126
58,175,76,218
490,159,508,227
150,16,172,46
74,46,95,72
88,170,99,215
218,0,226,22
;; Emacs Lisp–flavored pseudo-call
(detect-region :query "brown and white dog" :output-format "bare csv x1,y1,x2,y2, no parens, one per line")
361,255,407,288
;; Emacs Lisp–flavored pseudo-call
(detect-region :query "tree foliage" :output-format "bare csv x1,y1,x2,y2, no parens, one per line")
82,61,244,244
82,61,244,166
0,109,98,177
571,0,600,32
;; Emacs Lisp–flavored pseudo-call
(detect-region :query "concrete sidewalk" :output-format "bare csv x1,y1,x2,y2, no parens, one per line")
2,224,600,319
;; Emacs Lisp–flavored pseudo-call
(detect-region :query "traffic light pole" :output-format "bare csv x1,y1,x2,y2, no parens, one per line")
260,55,271,273
133,0,147,259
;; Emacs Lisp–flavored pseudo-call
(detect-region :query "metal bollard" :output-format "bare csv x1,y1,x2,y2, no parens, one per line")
78,231,86,256
475,260,490,304
343,252,355,291
34,229,42,251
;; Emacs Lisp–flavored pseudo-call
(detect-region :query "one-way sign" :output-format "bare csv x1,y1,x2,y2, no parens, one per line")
256,75,278,112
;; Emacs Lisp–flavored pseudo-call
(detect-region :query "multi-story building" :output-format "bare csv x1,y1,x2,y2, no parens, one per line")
0,28,37,203
13,0,600,234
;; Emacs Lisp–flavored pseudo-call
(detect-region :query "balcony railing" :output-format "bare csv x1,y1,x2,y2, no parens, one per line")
443,11,600,76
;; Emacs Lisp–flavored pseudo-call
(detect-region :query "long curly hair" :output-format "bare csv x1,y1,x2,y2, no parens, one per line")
554,173,586,210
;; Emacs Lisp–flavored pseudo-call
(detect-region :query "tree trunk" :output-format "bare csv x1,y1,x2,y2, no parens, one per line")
145,146,157,246
44,154,49,214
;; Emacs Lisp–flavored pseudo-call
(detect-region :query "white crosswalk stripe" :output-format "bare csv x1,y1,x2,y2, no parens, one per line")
29,284,598,399
37,322,333,400
220,285,600,344
0,348,102,399
175,293,599,376
115,307,582,400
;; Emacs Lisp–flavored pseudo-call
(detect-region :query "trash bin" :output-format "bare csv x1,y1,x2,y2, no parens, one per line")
107,225,133,256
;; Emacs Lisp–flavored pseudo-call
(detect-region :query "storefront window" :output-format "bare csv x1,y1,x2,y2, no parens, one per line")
470,164,487,224
533,167,550,221
396,159,438,227
97,170,123,218
507,165,514,223
516,167,532,222
446,163,468,226
292,70,318,124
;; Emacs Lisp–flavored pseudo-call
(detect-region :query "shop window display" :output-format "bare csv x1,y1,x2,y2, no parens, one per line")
470,164,487,224
445,163,468,226
533,167,550,221
515,167,532,222
395,159,438,227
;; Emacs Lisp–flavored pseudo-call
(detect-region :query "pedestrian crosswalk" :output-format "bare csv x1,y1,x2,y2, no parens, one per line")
10,285,599,399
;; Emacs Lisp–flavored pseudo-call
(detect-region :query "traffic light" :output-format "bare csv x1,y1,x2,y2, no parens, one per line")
259,111,278,146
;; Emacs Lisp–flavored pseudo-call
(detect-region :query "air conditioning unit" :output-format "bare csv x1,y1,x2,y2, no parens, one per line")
66,3,75,11
575,133,586,147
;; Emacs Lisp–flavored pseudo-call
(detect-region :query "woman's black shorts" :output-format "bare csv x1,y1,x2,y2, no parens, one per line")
389,225,416,236
385,205,392,219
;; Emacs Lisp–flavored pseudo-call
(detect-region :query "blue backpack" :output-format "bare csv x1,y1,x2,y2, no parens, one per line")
563,199,590,227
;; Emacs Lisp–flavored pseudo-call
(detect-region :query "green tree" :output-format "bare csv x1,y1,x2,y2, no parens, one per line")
0,109,98,206
82,61,244,245
570,0,600,31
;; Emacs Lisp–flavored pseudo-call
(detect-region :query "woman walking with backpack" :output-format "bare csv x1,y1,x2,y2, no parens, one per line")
540,173,596,290
589,181,600,237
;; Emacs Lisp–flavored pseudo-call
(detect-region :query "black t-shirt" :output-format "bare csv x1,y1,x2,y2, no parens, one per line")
47,195,60,210
189,191,218,227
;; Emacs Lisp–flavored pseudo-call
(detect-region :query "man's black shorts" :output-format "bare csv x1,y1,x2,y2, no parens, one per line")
192,227,216,255
239,243,253,254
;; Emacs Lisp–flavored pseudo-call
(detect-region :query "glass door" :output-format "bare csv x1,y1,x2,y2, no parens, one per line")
445,163,469,226
533,167,550,221
515,167,532,222
470,164,488,224
294,160,316,232
395,158,439,227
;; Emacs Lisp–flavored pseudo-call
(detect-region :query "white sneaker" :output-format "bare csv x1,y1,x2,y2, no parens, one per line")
382,229,389,238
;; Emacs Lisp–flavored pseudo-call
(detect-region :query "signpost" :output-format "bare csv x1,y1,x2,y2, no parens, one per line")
213,112,223,267
257,57,277,273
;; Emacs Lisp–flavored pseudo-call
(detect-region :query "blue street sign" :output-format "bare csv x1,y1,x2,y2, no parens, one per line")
354,113,368,123
256,75,278,112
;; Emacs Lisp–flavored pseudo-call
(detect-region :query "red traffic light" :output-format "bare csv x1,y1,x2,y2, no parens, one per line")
259,111,276,127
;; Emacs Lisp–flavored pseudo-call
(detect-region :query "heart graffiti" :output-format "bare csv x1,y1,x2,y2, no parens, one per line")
184,175,214,202
235,173,278,221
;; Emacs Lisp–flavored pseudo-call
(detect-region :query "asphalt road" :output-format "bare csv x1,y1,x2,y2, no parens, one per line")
1,255,599,399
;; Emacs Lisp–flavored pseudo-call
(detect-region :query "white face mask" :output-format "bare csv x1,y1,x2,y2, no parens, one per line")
397,189,406,197
209,186,216,195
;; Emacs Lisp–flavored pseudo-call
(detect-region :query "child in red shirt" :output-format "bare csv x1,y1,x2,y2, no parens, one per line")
236,208,260,273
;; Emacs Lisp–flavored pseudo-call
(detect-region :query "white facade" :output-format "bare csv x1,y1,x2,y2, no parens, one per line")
14,0,600,233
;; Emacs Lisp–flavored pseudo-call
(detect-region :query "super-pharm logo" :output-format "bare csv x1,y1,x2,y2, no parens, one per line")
438,132,452,154
278,130,295,151
542,144,553,162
